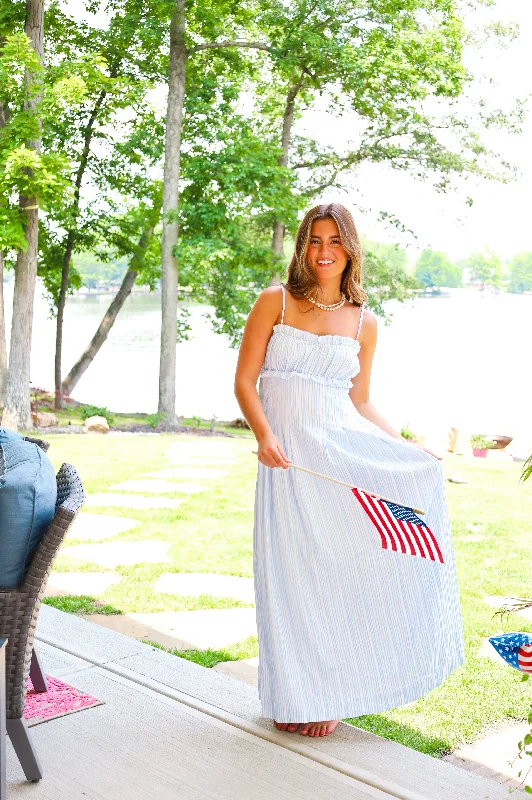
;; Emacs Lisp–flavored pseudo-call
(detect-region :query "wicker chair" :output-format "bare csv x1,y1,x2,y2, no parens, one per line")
0,439,85,782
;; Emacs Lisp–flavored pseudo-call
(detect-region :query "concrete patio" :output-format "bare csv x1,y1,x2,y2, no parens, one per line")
5,606,511,799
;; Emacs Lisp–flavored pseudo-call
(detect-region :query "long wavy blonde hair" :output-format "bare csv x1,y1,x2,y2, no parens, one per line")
284,203,367,306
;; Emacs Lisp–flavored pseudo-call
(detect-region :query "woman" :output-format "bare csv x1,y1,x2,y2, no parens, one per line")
234,203,464,739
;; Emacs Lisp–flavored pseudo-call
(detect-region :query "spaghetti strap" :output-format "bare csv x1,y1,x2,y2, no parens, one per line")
355,303,365,340
280,284,286,324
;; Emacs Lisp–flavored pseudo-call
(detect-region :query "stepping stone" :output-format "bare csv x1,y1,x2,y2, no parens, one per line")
109,608,257,650
81,613,195,651
45,572,121,597
166,456,236,466
166,443,237,460
146,467,227,480
67,513,139,541
213,657,259,687
110,480,207,494
155,573,255,604
62,541,171,569
85,494,182,510
443,720,532,786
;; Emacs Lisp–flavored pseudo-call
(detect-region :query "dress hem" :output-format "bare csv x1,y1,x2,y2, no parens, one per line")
258,654,465,723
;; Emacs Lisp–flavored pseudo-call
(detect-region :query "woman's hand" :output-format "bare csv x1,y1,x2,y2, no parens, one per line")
409,441,442,461
256,433,291,469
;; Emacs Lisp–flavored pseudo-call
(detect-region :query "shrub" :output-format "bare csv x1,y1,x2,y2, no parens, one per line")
401,425,416,441
146,412,167,429
79,404,114,426
470,434,494,450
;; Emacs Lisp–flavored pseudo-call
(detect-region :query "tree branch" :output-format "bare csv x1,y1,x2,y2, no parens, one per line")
190,40,271,53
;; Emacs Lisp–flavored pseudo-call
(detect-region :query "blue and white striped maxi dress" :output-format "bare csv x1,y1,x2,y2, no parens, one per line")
253,285,464,723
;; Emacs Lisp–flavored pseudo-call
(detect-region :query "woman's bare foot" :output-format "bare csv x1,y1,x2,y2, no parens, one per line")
299,720,341,737
274,720,300,733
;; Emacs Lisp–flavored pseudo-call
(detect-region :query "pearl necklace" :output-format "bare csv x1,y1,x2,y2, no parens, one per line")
303,291,347,312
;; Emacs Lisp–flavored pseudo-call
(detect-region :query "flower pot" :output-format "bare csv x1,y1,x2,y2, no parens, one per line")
473,448,488,458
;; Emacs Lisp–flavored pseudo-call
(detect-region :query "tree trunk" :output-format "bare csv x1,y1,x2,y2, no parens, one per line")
54,230,74,409
158,0,186,424
2,0,44,431
270,75,304,286
0,253,7,409
0,75,8,409
54,77,116,411
61,228,153,398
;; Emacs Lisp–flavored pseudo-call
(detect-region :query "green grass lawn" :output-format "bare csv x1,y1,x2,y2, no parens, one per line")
42,432,257,612
39,432,532,758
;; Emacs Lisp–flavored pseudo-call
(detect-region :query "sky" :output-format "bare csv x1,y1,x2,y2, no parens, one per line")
64,0,531,264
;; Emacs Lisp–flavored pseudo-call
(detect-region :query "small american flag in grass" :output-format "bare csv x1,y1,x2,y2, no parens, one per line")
352,488,444,563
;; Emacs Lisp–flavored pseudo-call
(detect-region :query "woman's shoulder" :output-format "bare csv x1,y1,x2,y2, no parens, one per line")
360,304,377,327
358,304,377,343
250,285,284,325
259,284,284,300
255,284,284,310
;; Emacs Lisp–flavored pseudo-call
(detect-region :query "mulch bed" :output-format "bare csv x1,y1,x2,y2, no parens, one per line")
31,424,239,437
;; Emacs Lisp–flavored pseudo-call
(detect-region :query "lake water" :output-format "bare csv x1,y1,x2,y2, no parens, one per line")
2,282,530,444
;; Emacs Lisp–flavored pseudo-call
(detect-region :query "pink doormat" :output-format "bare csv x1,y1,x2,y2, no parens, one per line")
24,676,104,727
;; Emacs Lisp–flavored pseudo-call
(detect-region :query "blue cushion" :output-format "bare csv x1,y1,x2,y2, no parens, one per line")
0,428,57,589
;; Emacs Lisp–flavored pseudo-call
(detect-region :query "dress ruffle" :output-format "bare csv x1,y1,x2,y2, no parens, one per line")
260,369,353,389
273,323,361,350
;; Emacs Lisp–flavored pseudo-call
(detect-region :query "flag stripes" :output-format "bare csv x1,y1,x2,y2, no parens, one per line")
518,645,532,674
352,487,444,563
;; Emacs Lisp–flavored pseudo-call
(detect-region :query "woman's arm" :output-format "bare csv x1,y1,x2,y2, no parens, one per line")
349,310,403,439
234,287,291,469
349,310,441,459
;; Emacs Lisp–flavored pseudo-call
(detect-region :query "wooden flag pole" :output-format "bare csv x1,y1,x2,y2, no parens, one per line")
251,451,425,515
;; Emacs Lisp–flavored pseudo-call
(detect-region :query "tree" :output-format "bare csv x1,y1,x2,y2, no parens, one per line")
61,187,162,397
254,0,521,279
0,3,88,427
158,0,185,424
465,248,502,289
175,86,293,346
59,13,278,393
358,238,418,318
415,249,462,290
362,250,419,319
14,0,519,417
48,2,282,397
2,1,45,430
72,252,129,289
111,0,520,423
41,2,164,409
145,0,276,423
508,253,532,293
0,0,27,412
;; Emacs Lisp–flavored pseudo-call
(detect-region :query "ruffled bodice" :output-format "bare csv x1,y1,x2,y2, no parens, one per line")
260,323,361,390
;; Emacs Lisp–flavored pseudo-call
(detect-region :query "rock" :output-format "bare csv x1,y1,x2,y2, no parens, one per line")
84,415,110,433
229,417,250,429
31,411,58,427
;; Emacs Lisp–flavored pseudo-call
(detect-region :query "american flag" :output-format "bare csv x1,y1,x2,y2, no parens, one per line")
489,633,532,673
352,487,444,563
